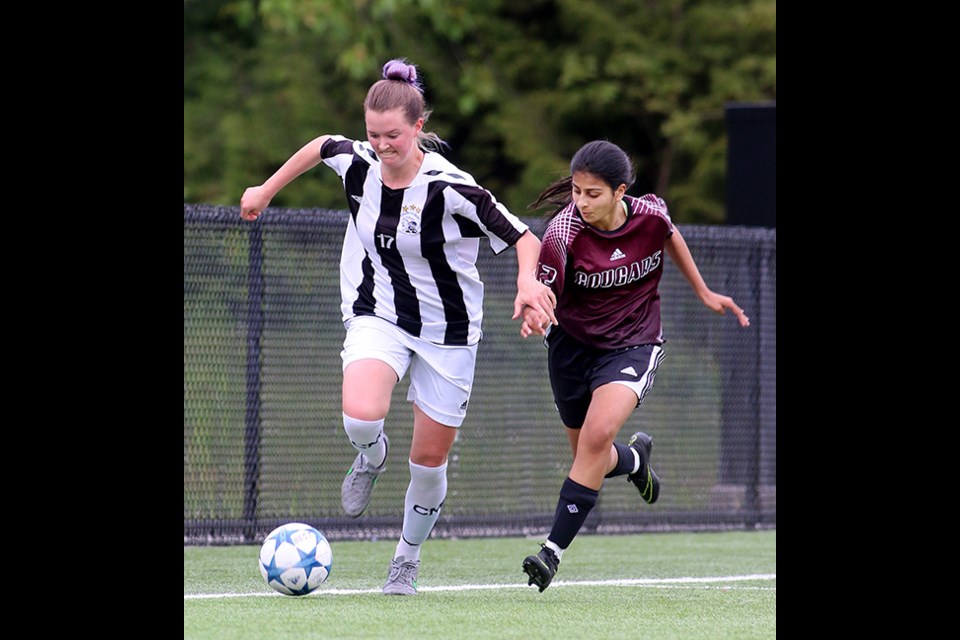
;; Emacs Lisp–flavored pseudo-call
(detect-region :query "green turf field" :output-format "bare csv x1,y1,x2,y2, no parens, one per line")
185,530,775,639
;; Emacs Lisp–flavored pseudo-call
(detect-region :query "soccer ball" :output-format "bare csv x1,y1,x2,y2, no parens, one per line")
258,523,333,595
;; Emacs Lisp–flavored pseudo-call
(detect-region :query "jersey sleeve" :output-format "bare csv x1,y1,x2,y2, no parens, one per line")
536,206,578,296
320,135,357,178
445,183,529,254
634,193,675,237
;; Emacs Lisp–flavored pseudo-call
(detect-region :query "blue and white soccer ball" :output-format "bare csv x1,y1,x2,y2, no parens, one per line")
258,523,333,595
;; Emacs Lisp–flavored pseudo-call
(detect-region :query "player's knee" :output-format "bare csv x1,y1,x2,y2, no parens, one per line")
577,422,618,455
342,396,389,421
409,449,449,467
342,363,396,419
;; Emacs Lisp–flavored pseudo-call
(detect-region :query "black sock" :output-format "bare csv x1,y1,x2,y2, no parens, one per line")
604,442,635,478
548,477,600,549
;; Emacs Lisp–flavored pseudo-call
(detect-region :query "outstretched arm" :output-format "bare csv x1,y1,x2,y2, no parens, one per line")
240,135,331,220
512,231,558,327
665,228,750,327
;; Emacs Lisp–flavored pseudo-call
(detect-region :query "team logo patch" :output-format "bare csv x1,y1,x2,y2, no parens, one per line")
400,204,422,235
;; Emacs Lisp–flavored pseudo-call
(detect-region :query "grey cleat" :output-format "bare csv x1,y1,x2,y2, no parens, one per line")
382,556,420,595
341,434,389,517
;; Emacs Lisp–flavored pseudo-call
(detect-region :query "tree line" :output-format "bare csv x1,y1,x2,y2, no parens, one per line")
184,0,775,223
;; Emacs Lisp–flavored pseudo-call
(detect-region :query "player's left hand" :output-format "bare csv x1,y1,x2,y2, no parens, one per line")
702,291,750,327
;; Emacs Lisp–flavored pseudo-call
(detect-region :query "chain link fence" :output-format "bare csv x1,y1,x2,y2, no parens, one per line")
184,204,775,544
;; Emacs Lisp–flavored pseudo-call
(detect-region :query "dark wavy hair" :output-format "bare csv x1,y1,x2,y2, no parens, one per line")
530,140,636,217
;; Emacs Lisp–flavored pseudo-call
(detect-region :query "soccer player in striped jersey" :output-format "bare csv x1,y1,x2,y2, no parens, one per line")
518,140,749,592
240,59,557,595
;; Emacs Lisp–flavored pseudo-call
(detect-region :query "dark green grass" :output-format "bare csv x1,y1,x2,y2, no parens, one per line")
185,530,775,639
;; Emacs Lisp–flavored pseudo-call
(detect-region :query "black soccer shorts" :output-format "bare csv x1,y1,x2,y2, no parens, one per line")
546,326,664,429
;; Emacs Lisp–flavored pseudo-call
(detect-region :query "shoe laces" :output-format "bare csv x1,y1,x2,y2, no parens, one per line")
389,559,418,583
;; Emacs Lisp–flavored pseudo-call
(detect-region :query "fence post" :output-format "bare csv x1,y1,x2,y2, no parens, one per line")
757,238,777,524
715,240,761,525
243,220,264,542
714,234,776,527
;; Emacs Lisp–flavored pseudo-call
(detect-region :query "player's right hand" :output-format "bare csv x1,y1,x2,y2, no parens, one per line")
241,186,272,221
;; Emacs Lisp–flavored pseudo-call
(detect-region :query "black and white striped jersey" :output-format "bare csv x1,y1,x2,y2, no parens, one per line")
320,136,529,346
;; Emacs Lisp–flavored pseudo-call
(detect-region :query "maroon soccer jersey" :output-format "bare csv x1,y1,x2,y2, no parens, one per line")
537,194,674,350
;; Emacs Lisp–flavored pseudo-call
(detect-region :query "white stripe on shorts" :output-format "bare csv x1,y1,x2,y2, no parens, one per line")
613,345,665,406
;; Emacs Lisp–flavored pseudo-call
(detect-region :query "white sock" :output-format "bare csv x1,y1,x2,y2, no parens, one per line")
342,413,387,468
397,460,448,560
545,540,564,560
395,539,420,562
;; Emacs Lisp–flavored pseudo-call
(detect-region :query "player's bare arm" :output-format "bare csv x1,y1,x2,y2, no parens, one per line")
240,135,331,220
512,231,557,325
665,229,750,327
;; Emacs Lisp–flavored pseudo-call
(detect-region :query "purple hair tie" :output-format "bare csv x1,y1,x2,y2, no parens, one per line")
382,59,423,92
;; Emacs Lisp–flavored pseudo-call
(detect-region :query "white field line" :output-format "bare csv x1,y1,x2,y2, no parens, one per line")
184,573,776,600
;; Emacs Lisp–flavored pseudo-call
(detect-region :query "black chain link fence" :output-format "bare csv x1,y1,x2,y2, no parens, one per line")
184,204,775,544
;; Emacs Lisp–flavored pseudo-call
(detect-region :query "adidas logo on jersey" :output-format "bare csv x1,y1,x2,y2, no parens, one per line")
620,366,638,377
610,248,626,261
351,195,363,204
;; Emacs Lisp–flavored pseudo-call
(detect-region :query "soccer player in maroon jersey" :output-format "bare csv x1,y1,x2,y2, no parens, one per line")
518,140,750,592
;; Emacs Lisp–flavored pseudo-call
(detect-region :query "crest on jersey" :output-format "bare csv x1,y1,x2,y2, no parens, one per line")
399,204,422,235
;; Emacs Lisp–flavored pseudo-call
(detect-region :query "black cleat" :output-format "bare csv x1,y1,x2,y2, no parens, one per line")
627,432,660,504
522,545,560,593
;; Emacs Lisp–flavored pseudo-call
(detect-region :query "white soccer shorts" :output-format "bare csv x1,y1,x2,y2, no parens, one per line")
341,315,477,427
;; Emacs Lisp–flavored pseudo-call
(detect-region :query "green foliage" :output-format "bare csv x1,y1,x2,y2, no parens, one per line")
184,0,775,222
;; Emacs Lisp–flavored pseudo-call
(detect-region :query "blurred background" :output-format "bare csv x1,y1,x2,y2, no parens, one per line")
184,0,776,542
183,0,776,223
